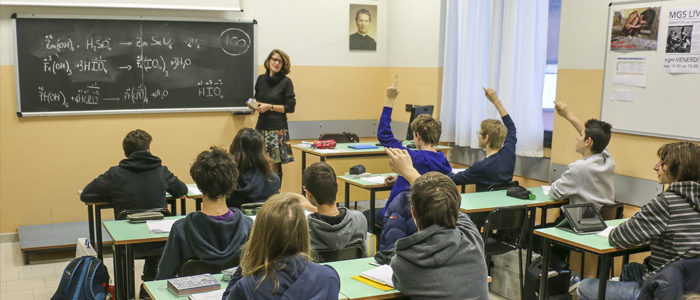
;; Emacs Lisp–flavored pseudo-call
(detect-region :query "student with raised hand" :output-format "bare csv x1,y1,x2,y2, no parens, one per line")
550,101,615,207
390,172,489,300
227,127,281,209
577,141,700,300
364,75,452,233
303,161,367,251
155,147,253,280
223,193,341,300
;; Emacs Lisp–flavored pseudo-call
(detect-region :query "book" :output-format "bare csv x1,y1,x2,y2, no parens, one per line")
348,144,378,149
167,274,221,296
359,264,394,287
188,289,224,300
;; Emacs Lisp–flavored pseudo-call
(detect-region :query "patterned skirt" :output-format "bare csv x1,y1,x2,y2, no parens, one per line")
258,129,295,164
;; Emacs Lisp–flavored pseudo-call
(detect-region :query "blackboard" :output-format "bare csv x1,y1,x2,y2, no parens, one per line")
12,15,256,117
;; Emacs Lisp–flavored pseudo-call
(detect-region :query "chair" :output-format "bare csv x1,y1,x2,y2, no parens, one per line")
319,132,360,143
314,245,365,263
485,180,520,192
482,205,530,299
115,208,172,283
177,257,241,277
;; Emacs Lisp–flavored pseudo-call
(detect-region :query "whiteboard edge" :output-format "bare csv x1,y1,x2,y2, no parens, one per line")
612,128,700,143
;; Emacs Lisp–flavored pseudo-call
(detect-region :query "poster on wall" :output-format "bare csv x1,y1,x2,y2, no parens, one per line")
349,4,378,51
610,7,660,51
663,7,700,74
613,56,648,87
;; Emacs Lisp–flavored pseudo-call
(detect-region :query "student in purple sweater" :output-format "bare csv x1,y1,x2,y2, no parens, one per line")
363,76,452,233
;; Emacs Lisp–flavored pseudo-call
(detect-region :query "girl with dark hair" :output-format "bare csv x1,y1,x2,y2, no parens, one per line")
227,127,281,209
248,49,296,183
223,193,341,300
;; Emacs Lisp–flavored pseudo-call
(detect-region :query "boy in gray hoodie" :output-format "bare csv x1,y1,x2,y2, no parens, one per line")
390,171,489,300
303,162,367,251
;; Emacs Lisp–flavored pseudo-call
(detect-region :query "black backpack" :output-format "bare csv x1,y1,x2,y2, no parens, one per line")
51,256,110,300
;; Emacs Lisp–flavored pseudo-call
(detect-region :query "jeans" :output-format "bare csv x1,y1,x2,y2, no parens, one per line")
363,208,385,236
576,262,645,300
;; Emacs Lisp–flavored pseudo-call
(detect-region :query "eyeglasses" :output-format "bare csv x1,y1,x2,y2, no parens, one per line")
270,58,283,64
477,131,482,136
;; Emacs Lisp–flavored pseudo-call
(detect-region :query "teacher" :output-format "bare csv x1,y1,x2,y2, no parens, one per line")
249,49,296,183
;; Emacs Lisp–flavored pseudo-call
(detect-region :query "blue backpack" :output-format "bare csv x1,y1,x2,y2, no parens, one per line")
51,256,110,300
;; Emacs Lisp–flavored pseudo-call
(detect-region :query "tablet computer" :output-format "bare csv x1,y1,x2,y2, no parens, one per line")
555,203,608,235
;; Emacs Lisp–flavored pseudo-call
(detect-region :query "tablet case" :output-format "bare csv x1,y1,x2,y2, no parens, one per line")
555,203,608,235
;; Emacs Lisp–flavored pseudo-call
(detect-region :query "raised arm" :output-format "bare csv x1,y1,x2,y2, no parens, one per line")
484,88,508,118
377,76,405,149
554,101,585,133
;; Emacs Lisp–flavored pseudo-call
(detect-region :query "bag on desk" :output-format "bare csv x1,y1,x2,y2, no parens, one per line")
51,256,110,300
313,140,337,149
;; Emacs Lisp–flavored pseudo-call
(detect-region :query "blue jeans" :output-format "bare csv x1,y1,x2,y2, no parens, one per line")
577,262,645,300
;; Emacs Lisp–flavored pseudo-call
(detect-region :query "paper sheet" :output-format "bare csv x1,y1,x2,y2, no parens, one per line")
611,89,634,101
146,219,178,234
613,56,648,87
541,185,551,196
313,149,349,154
188,186,202,195
362,175,388,185
596,226,617,238
188,289,225,300
359,264,394,287
451,168,466,174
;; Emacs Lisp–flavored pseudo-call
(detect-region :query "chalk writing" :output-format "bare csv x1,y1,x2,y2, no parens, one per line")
37,86,68,108
124,85,148,104
44,35,75,52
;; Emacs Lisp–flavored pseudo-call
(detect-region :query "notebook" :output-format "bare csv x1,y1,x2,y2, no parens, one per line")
146,219,178,234
352,264,394,291
348,145,379,150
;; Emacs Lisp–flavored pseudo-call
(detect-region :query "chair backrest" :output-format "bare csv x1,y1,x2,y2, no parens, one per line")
599,202,624,220
116,207,171,220
486,181,520,192
482,205,530,248
314,245,365,263
176,257,241,277
319,132,360,143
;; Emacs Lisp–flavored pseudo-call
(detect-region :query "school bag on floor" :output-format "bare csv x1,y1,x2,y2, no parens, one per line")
51,256,110,300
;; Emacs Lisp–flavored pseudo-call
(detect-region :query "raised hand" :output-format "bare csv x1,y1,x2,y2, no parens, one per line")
554,101,571,118
385,75,400,107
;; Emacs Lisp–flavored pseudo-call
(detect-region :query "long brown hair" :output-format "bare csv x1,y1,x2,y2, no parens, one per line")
239,193,313,291
264,49,291,75
229,128,275,179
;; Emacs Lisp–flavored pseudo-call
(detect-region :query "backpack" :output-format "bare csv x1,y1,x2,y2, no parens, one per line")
51,256,110,300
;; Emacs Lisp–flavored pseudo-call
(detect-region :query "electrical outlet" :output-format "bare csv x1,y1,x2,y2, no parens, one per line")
405,104,413,112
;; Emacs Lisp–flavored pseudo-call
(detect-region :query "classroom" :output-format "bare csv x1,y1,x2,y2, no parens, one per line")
2,0,699,299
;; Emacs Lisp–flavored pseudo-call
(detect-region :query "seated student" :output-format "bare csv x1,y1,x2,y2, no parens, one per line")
80,129,188,218
577,141,700,300
389,171,489,300
227,127,281,209
550,101,615,207
155,147,253,280
223,193,341,300
364,76,452,232
303,161,367,251
80,129,187,294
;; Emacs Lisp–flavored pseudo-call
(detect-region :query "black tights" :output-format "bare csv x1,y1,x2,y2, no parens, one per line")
275,162,283,183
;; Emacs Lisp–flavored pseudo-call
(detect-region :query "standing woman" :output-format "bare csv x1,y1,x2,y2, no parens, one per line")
249,49,296,183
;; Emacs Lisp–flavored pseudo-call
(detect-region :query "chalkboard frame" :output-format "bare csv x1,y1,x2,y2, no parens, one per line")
12,14,257,117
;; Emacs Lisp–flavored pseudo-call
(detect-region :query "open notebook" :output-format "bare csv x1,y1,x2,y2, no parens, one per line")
352,264,394,291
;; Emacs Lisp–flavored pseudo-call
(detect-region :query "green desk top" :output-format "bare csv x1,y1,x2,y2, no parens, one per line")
337,173,397,188
324,257,403,300
103,216,184,245
144,273,225,300
293,142,451,156
534,219,643,254
460,187,567,213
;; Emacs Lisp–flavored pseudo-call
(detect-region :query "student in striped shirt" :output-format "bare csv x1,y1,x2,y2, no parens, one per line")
577,141,700,300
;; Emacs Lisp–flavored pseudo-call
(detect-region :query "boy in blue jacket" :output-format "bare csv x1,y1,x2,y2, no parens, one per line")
364,76,452,233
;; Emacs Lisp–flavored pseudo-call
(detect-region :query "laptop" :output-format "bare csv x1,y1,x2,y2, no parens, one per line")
555,203,608,235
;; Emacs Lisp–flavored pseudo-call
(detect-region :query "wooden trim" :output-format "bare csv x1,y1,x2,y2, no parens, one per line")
534,231,648,254
349,291,405,300
113,237,169,245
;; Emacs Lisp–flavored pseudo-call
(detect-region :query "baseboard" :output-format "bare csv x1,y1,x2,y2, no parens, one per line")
0,232,19,243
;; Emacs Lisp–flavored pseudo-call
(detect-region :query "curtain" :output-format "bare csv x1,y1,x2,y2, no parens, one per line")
440,0,548,157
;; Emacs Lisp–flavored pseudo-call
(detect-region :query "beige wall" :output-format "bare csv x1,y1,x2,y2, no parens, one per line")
0,1,445,233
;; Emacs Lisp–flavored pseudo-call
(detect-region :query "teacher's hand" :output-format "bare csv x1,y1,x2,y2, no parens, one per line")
256,103,272,113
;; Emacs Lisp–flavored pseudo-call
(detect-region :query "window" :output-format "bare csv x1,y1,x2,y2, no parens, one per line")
543,0,561,136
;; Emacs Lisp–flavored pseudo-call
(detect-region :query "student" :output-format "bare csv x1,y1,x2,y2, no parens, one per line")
223,193,341,300
155,147,253,280
389,171,489,300
577,141,700,300
550,101,615,207
80,129,187,294
303,162,367,251
80,129,188,218
227,127,281,209
365,76,452,232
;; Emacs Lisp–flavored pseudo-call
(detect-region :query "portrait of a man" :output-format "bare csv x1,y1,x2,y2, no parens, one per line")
349,5,377,51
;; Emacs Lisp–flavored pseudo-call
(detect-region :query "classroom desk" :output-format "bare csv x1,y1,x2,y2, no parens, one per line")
337,173,395,231
324,257,404,300
81,184,199,261
143,273,349,300
535,219,650,300
104,216,185,300
292,142,452,194
459,187,569,272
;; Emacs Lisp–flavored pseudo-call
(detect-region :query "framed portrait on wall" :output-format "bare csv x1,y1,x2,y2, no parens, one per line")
349,4,378,51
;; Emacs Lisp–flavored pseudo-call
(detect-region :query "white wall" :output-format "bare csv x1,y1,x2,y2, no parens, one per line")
1,0,444,68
